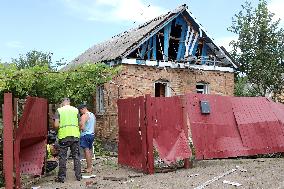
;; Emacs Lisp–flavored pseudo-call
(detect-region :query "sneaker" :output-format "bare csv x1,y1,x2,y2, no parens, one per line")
76,176,82,181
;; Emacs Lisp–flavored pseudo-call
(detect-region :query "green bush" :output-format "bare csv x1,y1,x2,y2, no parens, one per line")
93,139,110,157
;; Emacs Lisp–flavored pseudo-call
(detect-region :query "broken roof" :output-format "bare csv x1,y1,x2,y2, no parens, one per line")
66,4,236,69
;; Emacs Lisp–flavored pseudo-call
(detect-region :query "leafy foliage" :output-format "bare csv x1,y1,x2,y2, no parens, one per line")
234,75,258,96
229,0,284,99
0,51,120,105
93,138,110,157
12,50,54,70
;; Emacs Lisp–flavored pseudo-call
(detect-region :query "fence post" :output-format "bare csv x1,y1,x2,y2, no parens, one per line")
181,95,192,169
3,93,14,189
145,95,154,174
140,96,148,173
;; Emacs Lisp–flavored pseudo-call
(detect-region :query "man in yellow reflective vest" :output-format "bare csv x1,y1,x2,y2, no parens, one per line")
54,98,81,183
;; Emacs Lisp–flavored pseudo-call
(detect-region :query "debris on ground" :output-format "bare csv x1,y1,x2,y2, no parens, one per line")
223,180,242,187
194,168,237,189
32,157,284,189
82,175,96,179
103,176,127,181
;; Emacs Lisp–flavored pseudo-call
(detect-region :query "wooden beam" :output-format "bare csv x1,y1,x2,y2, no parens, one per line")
177,19,188,60
163,22,172,61
152,35,157,60
140,41,148,59
201,43,208,64
189,33,199,55
158,32,181,41
147,37,153,60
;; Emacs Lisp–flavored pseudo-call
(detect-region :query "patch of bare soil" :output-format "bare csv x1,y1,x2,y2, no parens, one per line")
33,157,284,189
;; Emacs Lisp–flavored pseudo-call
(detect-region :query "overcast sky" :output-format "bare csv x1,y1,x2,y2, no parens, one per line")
0,0,283,63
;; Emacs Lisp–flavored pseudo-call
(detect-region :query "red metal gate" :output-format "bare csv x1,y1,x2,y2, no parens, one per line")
118,95,192,174
147,96,191,164
118,96,148,172
3,94,48,188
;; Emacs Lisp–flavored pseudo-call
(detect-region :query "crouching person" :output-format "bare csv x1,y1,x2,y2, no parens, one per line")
78,104,96,174
46,143,59,173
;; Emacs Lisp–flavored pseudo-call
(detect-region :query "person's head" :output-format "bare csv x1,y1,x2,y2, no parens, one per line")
61,98,70,106
78,104,88,114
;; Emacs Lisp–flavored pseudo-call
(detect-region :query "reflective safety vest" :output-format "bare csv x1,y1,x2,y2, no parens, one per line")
57,105,80,140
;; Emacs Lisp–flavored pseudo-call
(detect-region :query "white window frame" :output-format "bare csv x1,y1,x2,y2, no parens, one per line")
96,86,105,114
154,80,171,97
196,83,210,94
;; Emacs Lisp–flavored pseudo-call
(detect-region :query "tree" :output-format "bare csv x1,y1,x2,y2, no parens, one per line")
229,0,284,99
0,51,120,105
12,50,66,70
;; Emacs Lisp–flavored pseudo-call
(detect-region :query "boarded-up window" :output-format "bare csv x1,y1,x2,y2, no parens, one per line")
96,86,105,113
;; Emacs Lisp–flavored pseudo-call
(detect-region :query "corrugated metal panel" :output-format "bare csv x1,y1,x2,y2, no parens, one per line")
187,94,284,160
232,97,284,153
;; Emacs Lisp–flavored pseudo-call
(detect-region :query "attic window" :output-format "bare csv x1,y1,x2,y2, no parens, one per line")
196,83,209,94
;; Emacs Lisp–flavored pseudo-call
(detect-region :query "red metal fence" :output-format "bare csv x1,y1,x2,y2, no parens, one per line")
3,94,48,188
186,94,284,160
118,95,192,174
147,96,191,164
186,94,249,159
232,97,284,154
118,96,148,172
118,93,284,172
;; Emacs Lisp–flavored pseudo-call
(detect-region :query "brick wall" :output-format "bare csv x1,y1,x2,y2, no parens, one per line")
94,64,234,144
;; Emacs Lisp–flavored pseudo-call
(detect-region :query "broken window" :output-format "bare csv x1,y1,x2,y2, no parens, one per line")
155,80,171,97
196,83,209,94
96,85,105,113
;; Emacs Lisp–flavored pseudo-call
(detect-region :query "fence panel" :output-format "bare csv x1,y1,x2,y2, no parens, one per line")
186,94,250,159
118,96,147,172
232,97,284,154
14,96,48,188
148,96,191,164
187,94,284,160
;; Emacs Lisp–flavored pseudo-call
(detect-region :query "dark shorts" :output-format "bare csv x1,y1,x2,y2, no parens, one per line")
80,134,95,150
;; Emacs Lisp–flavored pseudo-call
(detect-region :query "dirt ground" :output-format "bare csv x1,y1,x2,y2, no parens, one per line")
31,157,284,189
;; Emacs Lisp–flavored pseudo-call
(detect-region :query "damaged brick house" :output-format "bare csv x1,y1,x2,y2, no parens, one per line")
65,4,237,148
